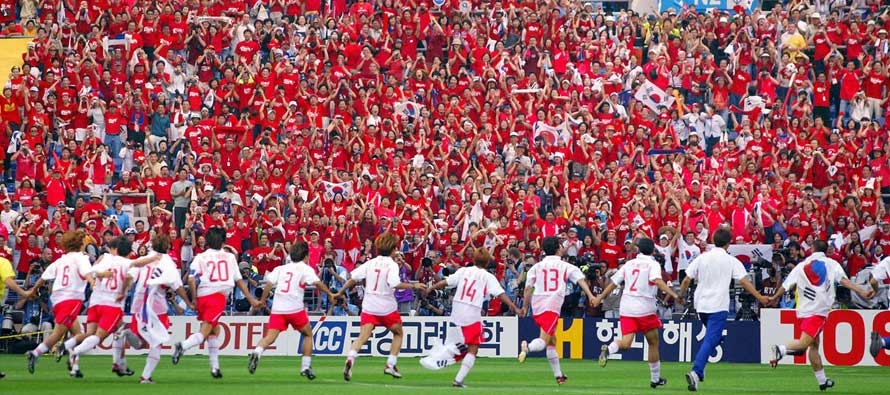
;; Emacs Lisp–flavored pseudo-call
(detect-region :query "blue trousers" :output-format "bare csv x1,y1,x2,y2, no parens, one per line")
693,311,728,378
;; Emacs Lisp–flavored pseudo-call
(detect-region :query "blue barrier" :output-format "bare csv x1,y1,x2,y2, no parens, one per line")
518,317,760,363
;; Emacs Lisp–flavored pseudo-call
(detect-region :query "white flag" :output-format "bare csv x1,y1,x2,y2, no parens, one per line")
137,286,171,347
321,181,354,200
634,80,675,111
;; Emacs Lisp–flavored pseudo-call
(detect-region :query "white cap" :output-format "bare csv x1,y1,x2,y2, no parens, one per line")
719,17,728,23
811,12,821,19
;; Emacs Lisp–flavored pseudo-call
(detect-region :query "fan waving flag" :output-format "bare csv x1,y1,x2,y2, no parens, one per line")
321,181,354,200
634,80,675,112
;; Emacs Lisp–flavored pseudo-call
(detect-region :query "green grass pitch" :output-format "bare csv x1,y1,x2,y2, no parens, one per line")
0,355,884,394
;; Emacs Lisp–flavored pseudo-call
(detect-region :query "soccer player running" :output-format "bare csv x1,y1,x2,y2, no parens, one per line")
248,241,336,379
126,234,191,384
768,239,873,391
65,236,157,378
172,227,262,378
678,228,769,392
424,248,520,387
27,231,95,374
334,232,426,381
517,236,596,385
594,238,682,388
868,256,890,358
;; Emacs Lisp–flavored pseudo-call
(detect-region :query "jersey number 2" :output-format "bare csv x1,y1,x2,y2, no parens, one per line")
629,269,641,292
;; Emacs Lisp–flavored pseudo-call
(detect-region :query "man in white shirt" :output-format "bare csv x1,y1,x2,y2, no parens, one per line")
678,228,769,392
422,248,519,387
334,232,426,381
517,236,595,385
249,241,335,379
869,257,890,358
172,227,261,378
594,238,681,388
769,239,872,391
677,232,701,282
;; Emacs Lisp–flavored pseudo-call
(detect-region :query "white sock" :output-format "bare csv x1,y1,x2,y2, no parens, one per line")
254,346,264,358
73,335,100,356
649,361,661,382
528,338,546,353
207,336,221,370
64,337,79,351
71,354,79,371
301,356,311,370
545,346,562,377
778,345,787,356
386,355,398,367
347,349,358,362
142,347,161,379
814,369,827,385
608,341,620,354
181,332,205,350
112,335,125,366
33,343,49,356
454,353,475,383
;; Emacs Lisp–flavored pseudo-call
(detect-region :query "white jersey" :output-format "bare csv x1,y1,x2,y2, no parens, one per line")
129,252,183,315
655,244,674,273
526,256,585,315
872,257,890,305
88,254,131,308
351,256,401,315
42,252,92,305
446,266,504,326
686,247,747,313
190,249,242,297
677,238,701,272
267,261,320,314
611,255,662,317
782,252,847,318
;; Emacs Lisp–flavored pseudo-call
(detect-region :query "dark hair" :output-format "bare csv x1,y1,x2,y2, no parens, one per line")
206,227,226,250
290,241,309,262
812,239,828,253
108,236,133,256
152,233,171,253
542,236,560,256
636,238,655,255
713,228,733,248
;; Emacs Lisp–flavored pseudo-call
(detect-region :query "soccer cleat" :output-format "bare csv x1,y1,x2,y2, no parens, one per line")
343,360,353,381
70,369,84,378
770,345,782,368
384,365,402,378
452,380,466,388
27,351,37,374
139,377,155,384
0,371,5,379
598,345,609,367
556,375,568,385
211,368,223,379
300,367,316,380
66,354,73,372
685,371,699,392
820,378,835,391
54,344,67,363
651,378,667,388
517,340,528,363
247,352,259,374
171,342,184,365
112,365,135,377
870,332,883,358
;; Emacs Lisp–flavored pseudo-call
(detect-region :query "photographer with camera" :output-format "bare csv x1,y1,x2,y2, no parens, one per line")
234,261,262,313
321,255,349,311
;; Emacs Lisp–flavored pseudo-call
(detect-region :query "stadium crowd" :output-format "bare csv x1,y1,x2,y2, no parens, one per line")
1,0,890,326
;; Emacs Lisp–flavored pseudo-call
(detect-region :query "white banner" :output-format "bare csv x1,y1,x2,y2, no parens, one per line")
760,309,890,367
727,244,773,265
634,80,675,111
77,315,518,358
